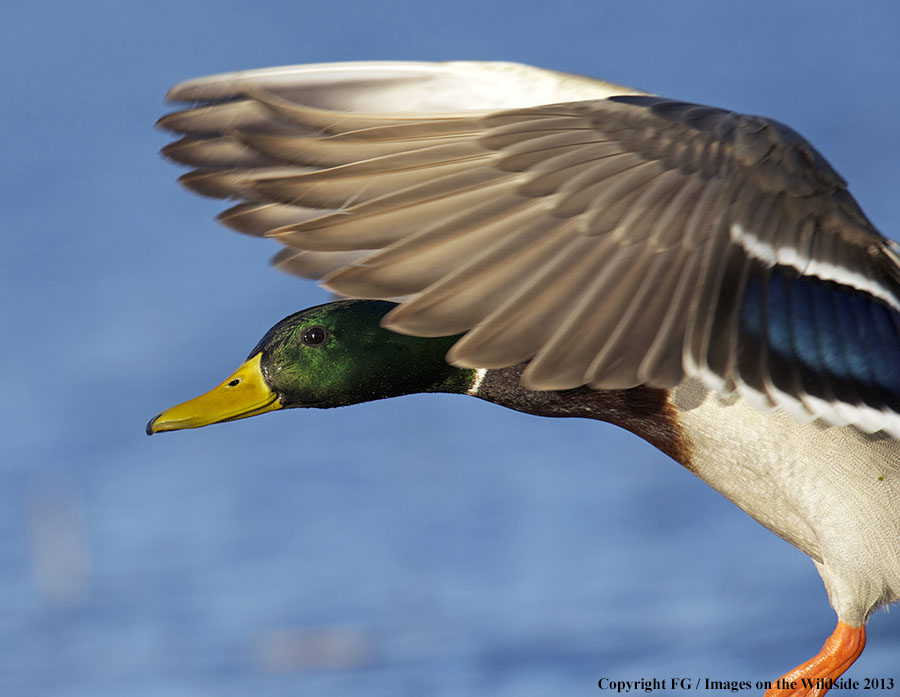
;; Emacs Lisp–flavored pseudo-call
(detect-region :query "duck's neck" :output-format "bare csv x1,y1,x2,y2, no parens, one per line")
450,364,688,464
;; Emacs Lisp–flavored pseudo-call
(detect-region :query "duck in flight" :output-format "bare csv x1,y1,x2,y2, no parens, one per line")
147,61,900,696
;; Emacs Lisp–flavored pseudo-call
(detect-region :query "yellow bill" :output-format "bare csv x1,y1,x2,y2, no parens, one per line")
147,353,282,435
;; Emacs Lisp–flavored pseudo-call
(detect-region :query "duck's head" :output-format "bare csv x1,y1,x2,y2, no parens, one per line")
147,299,473,435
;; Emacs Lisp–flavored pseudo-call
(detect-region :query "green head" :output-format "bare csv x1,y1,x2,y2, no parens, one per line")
147,299,476,434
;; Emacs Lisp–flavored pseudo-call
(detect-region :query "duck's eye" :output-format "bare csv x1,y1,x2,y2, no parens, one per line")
301,325,328,347
227,379,241,387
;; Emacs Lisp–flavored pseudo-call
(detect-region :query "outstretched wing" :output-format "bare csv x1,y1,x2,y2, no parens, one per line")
158,60,900,435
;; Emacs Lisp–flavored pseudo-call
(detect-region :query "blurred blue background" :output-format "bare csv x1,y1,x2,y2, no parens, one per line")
3,2,899,695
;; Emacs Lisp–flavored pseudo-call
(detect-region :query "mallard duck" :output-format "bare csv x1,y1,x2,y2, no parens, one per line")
147,61,900,696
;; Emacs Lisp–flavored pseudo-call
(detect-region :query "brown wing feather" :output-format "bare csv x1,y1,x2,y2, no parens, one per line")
160,67,900,434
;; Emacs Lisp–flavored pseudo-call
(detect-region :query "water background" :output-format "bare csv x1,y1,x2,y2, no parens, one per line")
3,2,899,695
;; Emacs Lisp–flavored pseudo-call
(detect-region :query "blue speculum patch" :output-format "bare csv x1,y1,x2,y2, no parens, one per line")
740,264,900,408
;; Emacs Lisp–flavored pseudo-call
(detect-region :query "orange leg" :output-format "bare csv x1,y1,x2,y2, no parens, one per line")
764,621,865,697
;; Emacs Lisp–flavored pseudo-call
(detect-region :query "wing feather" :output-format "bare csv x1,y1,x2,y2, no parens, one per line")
159,60,900,435
379,212,573,335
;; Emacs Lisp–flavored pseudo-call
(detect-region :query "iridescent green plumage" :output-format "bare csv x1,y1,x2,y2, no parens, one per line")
254,300,476,408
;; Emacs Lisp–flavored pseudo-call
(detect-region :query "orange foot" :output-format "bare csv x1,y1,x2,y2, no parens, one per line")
764,622,865,697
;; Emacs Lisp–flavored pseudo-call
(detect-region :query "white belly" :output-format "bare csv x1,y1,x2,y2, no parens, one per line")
669,379,900,624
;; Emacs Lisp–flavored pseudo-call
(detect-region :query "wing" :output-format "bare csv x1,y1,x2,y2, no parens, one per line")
158,60,900,436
